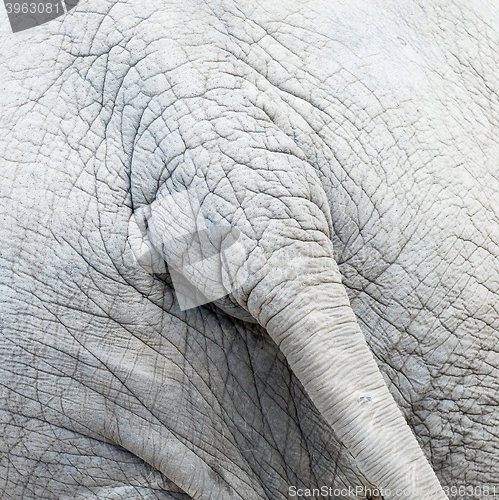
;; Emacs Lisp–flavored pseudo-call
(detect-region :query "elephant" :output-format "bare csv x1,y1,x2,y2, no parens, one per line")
1,0,498,498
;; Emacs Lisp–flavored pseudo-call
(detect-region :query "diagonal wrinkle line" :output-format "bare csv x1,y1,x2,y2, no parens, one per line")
9,248,267,496
17,291,255,496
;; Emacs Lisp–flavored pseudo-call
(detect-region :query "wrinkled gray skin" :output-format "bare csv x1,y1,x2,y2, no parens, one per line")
1,0,499,498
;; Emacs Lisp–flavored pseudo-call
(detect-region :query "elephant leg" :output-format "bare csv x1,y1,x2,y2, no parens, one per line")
0,415,187,499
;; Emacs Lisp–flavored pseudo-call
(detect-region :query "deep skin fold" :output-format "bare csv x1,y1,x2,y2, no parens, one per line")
2,0,499,498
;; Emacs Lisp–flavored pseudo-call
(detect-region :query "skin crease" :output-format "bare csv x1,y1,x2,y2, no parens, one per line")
1,0,499,498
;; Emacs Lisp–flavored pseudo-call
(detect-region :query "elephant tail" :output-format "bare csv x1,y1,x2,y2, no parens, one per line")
133,117,447,498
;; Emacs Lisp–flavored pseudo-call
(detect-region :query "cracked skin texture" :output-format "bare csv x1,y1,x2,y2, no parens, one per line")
1,0,499,498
